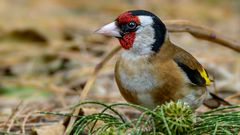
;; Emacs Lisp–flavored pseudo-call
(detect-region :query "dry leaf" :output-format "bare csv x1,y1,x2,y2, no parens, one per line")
32,123,65,135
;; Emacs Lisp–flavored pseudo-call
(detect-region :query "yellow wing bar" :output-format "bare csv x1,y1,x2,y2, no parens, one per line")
198,67,211,86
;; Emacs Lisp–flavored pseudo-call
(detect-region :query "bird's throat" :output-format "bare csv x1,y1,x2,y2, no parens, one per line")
118,32,135,49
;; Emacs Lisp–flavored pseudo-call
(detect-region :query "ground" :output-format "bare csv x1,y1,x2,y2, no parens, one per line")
0,0,239,134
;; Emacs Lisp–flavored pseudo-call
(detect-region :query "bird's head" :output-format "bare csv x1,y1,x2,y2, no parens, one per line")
96,10,167,56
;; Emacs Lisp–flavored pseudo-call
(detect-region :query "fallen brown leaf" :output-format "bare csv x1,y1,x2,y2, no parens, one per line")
32,123,65,135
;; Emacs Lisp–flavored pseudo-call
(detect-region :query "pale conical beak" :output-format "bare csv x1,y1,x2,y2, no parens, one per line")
95,21,122,37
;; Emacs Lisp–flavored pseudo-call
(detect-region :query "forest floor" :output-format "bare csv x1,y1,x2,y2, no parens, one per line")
0,0,239,134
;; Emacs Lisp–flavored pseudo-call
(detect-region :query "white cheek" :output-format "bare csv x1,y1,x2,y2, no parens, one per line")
133,26,156,54
122,26,156,59
138,16,153,26
121,16,155,58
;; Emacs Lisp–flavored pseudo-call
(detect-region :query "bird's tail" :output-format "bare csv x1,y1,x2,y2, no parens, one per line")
203,92,232,109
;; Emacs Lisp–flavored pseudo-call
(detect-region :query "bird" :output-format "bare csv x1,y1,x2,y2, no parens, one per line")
95,10,230,109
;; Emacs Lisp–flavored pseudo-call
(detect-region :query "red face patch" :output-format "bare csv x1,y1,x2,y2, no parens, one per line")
118,32,135,49
116,12,140,25
116,12,140,49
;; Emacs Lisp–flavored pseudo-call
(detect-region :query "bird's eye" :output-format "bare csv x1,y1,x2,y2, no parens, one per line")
127,21,137,30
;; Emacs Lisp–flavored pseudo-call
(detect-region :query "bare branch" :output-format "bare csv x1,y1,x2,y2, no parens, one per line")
165,20,240,52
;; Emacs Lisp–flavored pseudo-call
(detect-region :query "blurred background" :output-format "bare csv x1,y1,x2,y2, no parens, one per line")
0,0,239,134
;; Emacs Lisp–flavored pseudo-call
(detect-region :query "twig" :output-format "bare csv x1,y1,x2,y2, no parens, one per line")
225,92,240,101
3,101,23,133
165,20,240,52
21,112,32,134
80,45,121,101
3,122,60,128
65,19,240,134
0,131,24,135
64,46,121,135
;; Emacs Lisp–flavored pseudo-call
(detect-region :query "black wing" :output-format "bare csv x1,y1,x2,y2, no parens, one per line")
173,47,210,86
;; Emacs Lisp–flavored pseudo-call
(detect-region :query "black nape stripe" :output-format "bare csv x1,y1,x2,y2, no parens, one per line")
129,10,167,53
151,17,166,52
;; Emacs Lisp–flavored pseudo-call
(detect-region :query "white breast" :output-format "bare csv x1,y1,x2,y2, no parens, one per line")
117,53,163,108
118,61,158,93
137,93,156,108
118,63,158,107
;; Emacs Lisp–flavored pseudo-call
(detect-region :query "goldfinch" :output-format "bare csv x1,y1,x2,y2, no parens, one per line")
96,10,229,109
